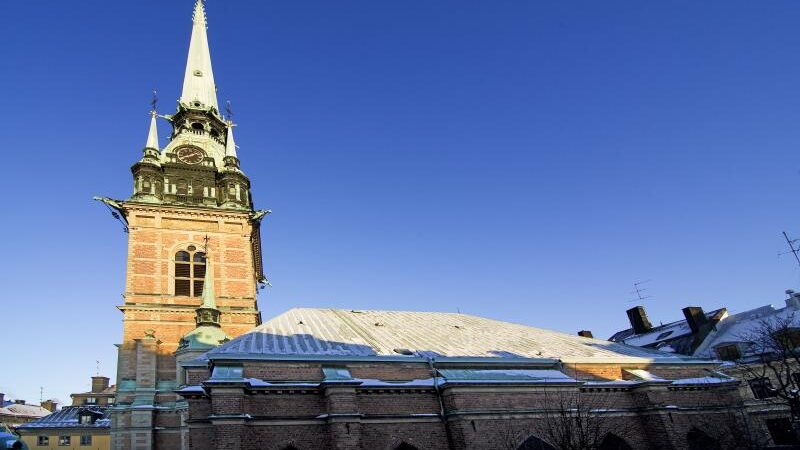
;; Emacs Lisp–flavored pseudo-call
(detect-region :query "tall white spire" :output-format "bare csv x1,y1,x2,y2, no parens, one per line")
225,122,238,159
145,111,159,150
200,255,217,309
180,0,219,110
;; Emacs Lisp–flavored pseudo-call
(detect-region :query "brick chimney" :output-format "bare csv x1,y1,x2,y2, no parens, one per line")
682,307,708,334
577,330,594,338
626,306,653,334
91,376,110,393
0,393,4,406
14,399,26,405
41,400,57,412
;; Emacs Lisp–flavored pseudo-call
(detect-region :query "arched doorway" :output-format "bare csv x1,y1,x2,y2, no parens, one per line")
599,434,633,450
517,435,557,450
687,428,720,450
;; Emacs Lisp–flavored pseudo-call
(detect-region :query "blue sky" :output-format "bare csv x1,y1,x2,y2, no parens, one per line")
2,0,800,404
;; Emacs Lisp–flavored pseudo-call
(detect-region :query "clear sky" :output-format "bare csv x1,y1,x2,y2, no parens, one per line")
2,0,800,405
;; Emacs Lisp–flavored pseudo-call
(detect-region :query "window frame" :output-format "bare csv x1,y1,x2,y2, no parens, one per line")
80,435,93,446
174,248,206,297
58,435,71,446
749,377,777,400
715,344,742,361
37,436,49,446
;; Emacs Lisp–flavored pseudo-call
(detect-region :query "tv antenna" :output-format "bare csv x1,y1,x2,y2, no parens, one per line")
96,360,101,376
628,280,653,303
780,231,800,269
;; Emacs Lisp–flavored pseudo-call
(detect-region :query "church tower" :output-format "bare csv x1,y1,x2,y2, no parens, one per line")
97,2,266,448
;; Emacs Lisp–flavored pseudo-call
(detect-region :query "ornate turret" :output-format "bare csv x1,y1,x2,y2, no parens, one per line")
127,0,254,211
130,110,164,202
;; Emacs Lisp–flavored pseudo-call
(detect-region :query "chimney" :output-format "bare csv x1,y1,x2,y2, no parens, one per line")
626,306,653,334
14,400,25,405
786,290,800,309
0,393,4,406
40,400,57,412
682,306,708,334
91,376,110,393
577,330,594,338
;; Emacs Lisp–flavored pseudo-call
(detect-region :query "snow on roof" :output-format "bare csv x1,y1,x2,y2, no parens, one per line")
694,301,800,359
207,308,690,362
16,407,111,430
611,308,726,349
0,403,51,419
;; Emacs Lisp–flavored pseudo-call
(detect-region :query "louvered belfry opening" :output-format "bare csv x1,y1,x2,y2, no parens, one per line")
175,248,206,297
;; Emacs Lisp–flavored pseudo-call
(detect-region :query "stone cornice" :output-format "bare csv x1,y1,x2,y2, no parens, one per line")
122,201,254,219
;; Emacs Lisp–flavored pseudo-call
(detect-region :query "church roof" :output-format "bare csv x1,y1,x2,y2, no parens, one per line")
181,0,218,110
207,308,701,363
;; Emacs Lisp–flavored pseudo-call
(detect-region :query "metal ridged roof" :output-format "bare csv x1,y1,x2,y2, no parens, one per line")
15,407,110,429
207,308,683,361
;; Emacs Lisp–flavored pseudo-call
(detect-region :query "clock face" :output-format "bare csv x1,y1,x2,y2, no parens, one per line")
176,146,205,165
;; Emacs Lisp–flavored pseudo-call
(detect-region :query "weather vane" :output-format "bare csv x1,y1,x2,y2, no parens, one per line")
151,89,158,113
225,100,234,123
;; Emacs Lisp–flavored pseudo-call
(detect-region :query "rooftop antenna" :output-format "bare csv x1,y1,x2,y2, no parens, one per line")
781,231,800,270
96,360,101,376
39,387,43,403
628,280,653,303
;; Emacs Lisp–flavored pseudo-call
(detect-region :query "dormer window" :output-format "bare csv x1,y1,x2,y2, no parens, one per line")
716,344,741,361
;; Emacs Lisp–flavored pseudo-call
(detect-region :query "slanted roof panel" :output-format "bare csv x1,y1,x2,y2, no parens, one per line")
208,308,685,362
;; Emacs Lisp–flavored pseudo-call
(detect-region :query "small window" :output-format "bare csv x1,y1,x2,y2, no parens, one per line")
191,122,204,130
749,377,776,400
37,436,49,446
211,365,243,379
78,414,93,425
716,344,741,361
656,331,673,340
766,418,799,445
80,435,93,446
58,436,71,446
176,180,188,196
85,397,97,405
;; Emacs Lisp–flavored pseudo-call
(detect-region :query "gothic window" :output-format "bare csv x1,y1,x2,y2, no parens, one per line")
394,444,419,450
517,436,556,450
686,428,720,450
598,434,633,450
175,249,205,297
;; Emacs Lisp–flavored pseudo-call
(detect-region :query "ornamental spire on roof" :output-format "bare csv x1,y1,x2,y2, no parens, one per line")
201,253,217,310
225,122,237,159
145,110,159,150
180,0,219,111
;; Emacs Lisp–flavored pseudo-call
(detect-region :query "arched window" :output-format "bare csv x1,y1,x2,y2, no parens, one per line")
175,248,205,297
517,435,556,450
599,434,633,450
394,443,419,450
687,428,720,450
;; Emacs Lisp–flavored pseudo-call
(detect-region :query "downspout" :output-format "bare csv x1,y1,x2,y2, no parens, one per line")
426,356,456,450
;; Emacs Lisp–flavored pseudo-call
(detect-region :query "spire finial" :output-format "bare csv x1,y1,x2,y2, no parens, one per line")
225,121,238,159
145,106,159,151
181,0,218,110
